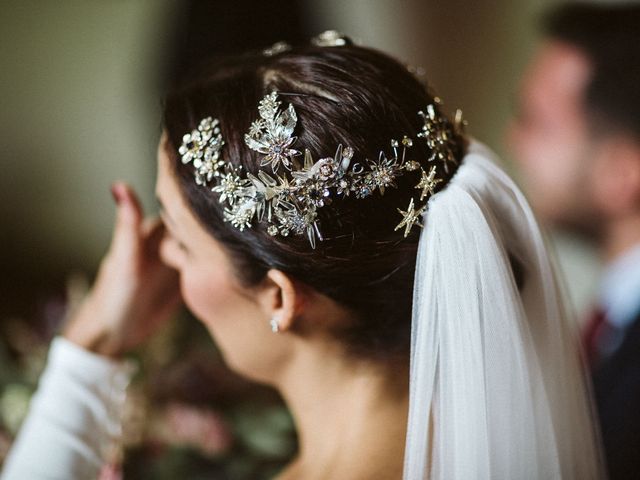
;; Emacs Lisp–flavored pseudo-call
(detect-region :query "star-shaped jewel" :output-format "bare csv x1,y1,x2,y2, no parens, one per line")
224,201,256,231
415,165,442,201
248,120,264,137
417,104,458,171
211,172,247,205
394,197,426,238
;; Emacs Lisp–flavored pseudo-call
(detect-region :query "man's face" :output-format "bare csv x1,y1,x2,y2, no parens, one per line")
507,40,599,236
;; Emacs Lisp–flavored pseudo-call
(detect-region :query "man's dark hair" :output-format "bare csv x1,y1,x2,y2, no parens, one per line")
543,2,640,139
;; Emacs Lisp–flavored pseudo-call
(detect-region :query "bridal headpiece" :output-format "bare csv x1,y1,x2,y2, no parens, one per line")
178,91,464,248
176,37,604,480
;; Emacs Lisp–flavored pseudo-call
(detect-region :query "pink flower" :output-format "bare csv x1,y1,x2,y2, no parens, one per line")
98,463,122,480
162,402,233,457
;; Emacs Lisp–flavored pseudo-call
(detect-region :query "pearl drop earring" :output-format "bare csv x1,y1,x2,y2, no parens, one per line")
270,316,280,333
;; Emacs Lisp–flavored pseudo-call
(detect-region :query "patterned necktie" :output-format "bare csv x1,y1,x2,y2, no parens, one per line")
582,305,624,367
582,306,607,367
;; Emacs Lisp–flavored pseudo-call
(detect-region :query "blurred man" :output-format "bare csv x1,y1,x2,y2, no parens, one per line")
508,3,640,478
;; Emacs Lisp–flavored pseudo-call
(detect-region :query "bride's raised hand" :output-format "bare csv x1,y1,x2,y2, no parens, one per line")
63,182,182,359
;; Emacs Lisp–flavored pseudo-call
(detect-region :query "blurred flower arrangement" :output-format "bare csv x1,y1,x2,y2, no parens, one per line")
0,273,297,479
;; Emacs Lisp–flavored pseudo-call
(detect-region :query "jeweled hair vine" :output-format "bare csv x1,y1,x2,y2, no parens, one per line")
178,38,465,249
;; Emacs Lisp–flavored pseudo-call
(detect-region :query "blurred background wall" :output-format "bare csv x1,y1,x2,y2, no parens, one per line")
0,0,599,319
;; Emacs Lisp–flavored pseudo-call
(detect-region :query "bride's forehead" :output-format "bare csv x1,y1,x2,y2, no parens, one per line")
155,148,188,220
156,148,173,191
154,147,214,240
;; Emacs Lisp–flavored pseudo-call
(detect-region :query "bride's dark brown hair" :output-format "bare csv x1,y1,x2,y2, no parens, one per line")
162,44,465,362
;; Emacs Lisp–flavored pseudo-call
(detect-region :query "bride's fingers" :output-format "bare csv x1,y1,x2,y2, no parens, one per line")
110,181,144,253
142,217,166,258
141,216,162,236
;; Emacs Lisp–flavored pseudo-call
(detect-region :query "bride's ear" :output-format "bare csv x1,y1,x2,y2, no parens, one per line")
258,269,303,332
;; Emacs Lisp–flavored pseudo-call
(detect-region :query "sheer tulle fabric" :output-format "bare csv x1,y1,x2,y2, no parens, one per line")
403,141,604,479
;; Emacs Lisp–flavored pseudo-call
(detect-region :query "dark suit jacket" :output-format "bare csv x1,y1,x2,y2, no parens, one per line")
592,310,640,479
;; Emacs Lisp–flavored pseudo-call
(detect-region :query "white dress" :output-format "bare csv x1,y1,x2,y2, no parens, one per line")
1,336,136,480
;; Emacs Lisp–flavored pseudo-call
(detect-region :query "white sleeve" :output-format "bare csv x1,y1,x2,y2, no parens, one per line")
1,336,138,480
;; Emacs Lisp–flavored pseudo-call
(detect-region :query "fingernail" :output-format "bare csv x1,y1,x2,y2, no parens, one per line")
110,184,122,204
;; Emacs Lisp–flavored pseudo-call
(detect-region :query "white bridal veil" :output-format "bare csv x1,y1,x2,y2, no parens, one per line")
403,141,605,479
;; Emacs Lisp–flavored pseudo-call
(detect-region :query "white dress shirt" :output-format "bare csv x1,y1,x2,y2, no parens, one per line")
1,336,137,480
595,243,640,358
599,243,640,328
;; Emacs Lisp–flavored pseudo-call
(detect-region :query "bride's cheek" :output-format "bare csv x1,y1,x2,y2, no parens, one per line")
179,269,225,326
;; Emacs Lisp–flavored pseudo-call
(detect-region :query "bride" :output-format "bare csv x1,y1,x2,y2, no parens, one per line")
2,34,604,479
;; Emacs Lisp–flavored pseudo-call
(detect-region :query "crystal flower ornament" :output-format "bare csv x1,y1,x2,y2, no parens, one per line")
243,92,301,173
179,117,225,186
418,102,459,172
